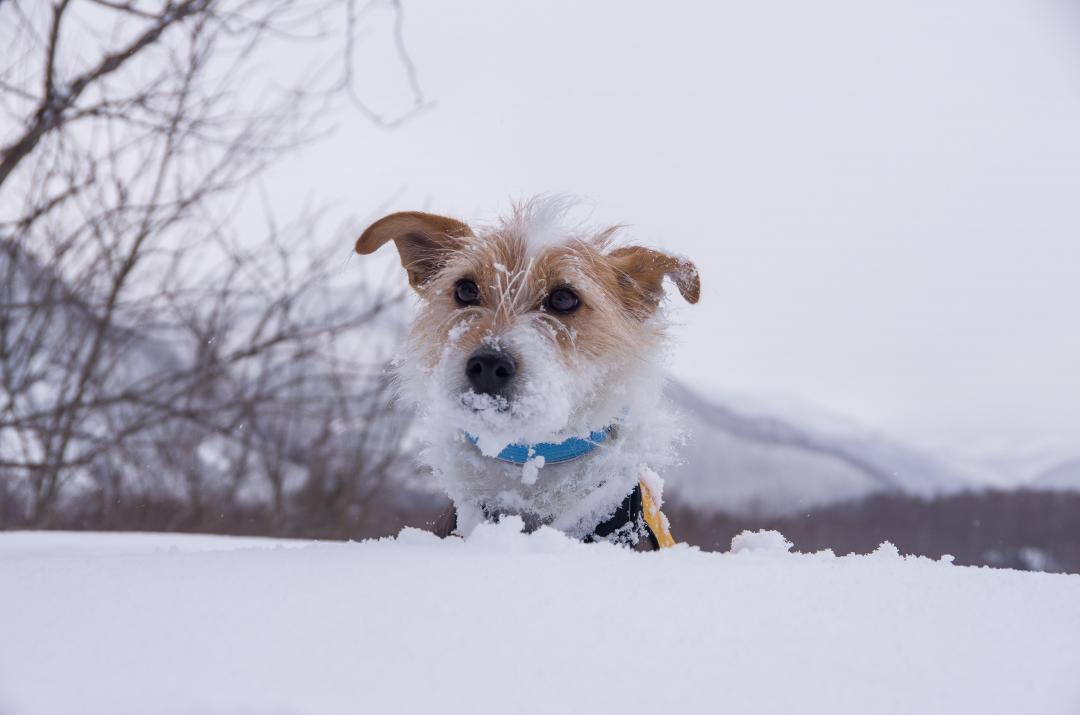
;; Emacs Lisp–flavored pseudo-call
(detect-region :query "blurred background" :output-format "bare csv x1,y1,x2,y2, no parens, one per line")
2,0,1078,572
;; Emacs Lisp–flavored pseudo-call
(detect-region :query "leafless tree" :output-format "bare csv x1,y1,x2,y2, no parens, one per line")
0,0,425,532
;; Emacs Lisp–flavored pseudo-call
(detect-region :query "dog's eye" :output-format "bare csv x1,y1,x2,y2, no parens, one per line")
545,287,580,314
454,279,481,306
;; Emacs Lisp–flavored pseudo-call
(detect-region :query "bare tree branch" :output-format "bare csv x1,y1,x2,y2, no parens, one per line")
0,0,420,530
0,0,210,190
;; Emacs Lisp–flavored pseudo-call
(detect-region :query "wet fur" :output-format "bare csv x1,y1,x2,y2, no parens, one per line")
356,198,699,539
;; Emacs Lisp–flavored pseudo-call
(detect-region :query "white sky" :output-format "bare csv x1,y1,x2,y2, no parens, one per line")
262,0,1080,456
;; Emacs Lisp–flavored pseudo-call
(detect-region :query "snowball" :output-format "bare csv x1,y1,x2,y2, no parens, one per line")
521,455,545,485
395,527,443,546
730,529,794,554
871,541,902,560
466,514,527,546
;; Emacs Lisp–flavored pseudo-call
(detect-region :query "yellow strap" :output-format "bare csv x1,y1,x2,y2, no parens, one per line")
639,480,676,548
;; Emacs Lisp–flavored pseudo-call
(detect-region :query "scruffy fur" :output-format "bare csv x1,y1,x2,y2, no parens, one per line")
356,198,699,541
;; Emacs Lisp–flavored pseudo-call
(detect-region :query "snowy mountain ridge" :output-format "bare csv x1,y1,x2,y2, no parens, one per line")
664,380,973,516
663,380,1080,516
1033,457,1080,491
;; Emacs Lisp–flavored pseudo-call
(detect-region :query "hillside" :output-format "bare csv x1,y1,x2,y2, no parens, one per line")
1033,458,1080,491
664,381,972,516
2,526,1078,715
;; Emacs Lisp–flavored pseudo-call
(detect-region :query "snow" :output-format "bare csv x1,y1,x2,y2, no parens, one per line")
729,528,793,554
520,453,545,485
0,530,305,557
2,527,1079,715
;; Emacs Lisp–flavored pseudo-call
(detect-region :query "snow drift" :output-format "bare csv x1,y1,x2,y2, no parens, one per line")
2,527,1078,715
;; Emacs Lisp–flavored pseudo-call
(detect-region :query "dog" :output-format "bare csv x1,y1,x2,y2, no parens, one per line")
356,198,699,549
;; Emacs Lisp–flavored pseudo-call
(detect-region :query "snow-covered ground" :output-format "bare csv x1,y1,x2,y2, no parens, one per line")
2,526,1079,715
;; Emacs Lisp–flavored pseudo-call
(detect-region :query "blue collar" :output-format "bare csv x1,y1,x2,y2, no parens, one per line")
465,428,610,465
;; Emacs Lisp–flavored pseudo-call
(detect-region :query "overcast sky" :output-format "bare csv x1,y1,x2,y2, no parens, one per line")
261,0,1080,458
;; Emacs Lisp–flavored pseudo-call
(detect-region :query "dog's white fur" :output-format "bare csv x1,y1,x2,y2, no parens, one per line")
357,198,699,539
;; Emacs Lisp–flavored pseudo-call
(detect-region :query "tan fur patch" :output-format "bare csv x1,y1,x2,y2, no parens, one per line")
355,211,473,290
358,206,700,376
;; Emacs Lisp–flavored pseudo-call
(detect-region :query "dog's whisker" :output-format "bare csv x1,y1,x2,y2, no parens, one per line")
495,256,531,327
431,307,477,335
534,313,578,351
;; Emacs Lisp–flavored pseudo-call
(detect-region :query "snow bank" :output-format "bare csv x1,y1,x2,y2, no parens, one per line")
2,525,1078,715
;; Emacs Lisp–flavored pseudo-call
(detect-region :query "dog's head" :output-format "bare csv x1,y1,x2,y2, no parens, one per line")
356,200,699,448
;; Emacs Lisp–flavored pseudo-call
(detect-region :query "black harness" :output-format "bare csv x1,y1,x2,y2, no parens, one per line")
585,483,660,550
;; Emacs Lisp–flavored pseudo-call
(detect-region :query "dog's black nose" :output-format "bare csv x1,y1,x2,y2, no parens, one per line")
465,348,516,396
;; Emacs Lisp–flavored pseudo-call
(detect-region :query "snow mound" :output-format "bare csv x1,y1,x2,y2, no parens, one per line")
2,528,1079,715
730,528,794,554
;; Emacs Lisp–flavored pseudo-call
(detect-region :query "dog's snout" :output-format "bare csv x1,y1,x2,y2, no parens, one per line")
465,348,516,396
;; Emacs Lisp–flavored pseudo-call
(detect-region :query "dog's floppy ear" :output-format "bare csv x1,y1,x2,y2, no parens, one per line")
608,246,700,314
356,211,473,291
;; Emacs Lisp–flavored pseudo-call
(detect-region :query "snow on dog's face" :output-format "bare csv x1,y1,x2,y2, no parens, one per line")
356,200,699,451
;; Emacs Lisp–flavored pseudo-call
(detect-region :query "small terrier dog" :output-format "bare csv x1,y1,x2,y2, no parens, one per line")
356,198,699,549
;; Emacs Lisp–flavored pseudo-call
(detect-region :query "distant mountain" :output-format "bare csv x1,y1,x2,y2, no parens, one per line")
0,243,182,377
664,380,973,518
1031,458,1080,492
